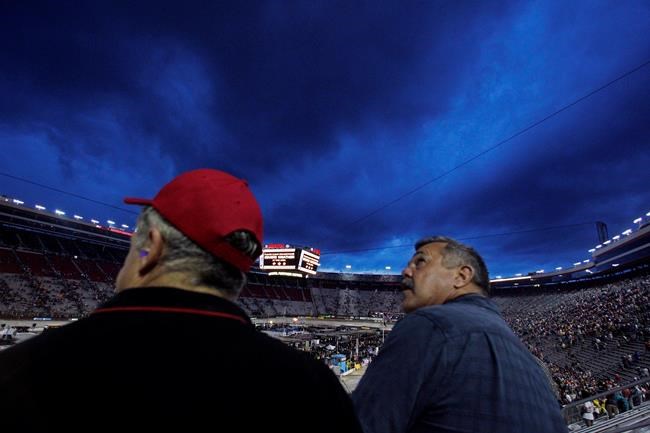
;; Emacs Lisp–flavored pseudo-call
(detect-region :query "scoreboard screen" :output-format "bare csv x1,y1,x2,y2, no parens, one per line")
259,248,298,271
297,249,320,275
259,245,321,276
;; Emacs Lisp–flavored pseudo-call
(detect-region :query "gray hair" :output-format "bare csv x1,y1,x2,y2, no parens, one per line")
415,236,490,295
133,206,258,298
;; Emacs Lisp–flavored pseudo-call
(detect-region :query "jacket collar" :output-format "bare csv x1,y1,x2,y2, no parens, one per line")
446,292,501,315
92,286,253,326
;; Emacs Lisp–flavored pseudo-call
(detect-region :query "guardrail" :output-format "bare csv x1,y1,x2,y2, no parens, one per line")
562,376,650,427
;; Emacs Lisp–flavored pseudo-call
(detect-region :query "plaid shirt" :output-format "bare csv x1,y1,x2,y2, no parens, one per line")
352,294,567,433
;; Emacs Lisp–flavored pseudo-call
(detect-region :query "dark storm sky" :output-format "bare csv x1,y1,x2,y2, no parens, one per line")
1,1,648,276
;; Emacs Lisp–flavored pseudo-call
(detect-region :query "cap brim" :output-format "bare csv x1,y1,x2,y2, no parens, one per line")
123,197,154,205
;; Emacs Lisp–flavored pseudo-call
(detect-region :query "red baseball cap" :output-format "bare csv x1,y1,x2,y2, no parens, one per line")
124,169,263,272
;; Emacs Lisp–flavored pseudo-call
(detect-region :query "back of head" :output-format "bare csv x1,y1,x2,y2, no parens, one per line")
132,206,258,298
124,168,264,298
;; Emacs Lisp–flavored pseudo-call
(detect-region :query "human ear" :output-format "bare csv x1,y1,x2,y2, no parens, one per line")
454,265,474,289
138,228,164,276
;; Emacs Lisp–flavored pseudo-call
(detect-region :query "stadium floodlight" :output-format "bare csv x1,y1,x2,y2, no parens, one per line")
107,220,115,225
555,267,562,271
73,215,83,220
121,224,129,229
515,273,522,277
495,275,502,279
385,266,391,270
612,235,621,240
345,265,352,269
595,244,602,249
535,270,544,274
55,209,65,215
646,211,650,217
634,217,643,224
612,263,620,267
588,248,596,253
622,229,633,236
573,262,582,266
90,219,99,224
583,259,589,263
35,205,46,210
12,199,24,205
586,269,593,274
603,240,611,245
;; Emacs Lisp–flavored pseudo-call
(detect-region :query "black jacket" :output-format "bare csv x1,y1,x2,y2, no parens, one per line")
0,287,362,432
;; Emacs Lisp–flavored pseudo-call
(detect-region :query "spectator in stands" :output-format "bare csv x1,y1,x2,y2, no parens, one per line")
0,169,361,433
352,236,566,433
581,401,595,427
605,394,620,419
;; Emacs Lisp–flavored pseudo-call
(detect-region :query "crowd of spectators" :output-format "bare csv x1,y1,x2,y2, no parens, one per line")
496,276,650,404
2,244,650,406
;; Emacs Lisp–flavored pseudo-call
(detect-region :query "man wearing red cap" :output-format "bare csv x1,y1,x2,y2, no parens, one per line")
0,169,362,433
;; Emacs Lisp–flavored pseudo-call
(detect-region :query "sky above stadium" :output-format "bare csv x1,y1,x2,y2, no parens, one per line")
0,2,649,277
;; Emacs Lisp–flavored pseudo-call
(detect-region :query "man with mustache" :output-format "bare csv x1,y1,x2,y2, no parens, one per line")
352,236,566,433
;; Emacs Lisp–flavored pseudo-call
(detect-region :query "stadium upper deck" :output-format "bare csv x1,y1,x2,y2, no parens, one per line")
0,196,648,293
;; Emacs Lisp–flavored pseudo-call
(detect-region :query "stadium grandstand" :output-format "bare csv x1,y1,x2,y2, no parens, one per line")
2,196,650,430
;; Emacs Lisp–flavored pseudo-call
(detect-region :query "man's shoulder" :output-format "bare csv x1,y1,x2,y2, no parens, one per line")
251,329,326,365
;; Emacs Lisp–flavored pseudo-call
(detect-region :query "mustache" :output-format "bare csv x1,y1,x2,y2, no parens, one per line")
401,278,414,290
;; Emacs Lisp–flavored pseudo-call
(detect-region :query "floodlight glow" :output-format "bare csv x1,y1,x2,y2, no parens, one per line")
121,224,129,229
613,235,621,240
515,273,522,277
73,215,83,220
495,275,502,279
603,240,611,245
612,263,620,267
646,211,650,217
588,248,596,253
555,267,562,271
595,244,602,249
90,219,99,224
55,209,65,215
12,199,24,205
345,265,352,269
107,220,115,225
35,205,46,210
583,259,589,263
385,266,391,270
634,218,642,224
622,229,632,235
586,269,593,274
573,262,582,266
536,270,544,274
